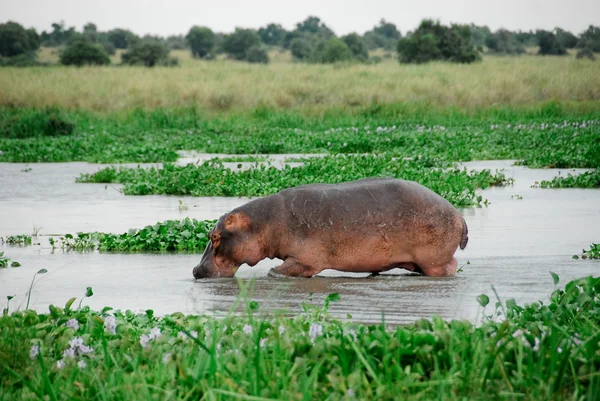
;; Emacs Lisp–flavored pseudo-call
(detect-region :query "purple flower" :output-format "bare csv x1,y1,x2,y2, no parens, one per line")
65,319,79,331
29,344,40,360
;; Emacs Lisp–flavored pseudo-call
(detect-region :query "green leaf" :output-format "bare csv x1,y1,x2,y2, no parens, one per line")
476,294,489,307
550,271,559,286
37,268,48,274
10,261,21,267
65,297,76,310
85,287,94,297
326,293,341,303
7,295,15,301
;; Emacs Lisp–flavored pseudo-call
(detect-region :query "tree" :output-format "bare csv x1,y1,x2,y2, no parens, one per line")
121,39,170,67
290,37,313,61
576,47,596,60
107,28,139,49
397,20,480,64
470,24,491,48
186,26,215,59
246,46,269,63
312,38,352,63
485,29,525,54
41,21,76,46
59,39,110,66
258,23,286,46
372,19,401,41
577,25,600,52
363,19,401,50
536,30,566,55
166,35,187,50
554,28,578,49
342,33,369,61
0,21,39,57
222,28,261,60
295,16,334,38
83,22,98,42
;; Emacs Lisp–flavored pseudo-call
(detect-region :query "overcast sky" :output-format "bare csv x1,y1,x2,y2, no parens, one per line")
2,0,598,36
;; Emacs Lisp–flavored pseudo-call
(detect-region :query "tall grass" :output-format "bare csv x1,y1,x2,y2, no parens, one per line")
1,55,598,113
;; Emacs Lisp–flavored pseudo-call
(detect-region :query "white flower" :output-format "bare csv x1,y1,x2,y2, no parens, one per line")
260,338,267,348
533,337,541,351
309,323,323,343
69,337,84,349
178,330,198,340
77,359,87,369
149,327,162,340
347,388,355,398
30,344,40,359
104,315,116,335
140,334,150,348
278,325,286,335
572,335,584,346
243,324,253,334
66,319,79,331
63,348,76,359
78,345,94,354
347,329,358,341
56,360,65,369
162,352,172,364
190,330,198,339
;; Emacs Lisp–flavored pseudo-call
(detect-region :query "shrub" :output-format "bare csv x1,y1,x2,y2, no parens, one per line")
576,47,596,60
397,20,480,64
342,33,369,61
0,108,75,138
121,40,170,67
312,38,352,63
186,26,215,59
107,28,139,49
577,25,600,52
537,30,567,55
59,40,110,66
222,28,262,61
290,38,313,61
485,29,525,54
0,21,40,58
101,41,116,55
258,23,287,46
245,46,269,64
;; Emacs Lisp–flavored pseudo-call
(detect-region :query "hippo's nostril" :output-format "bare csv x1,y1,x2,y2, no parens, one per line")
192,264,206,279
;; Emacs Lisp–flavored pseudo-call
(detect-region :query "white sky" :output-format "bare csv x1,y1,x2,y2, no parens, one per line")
1,0,598,36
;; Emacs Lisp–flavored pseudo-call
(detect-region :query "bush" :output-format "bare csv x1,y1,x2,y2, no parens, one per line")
0,52,40,67
258,23,287,46
0,21,40,58
0,108,75,138
342,33,369,61
485,29,525,54
107,28,139,49
245,46,269,63
59,40,110,66
101,41,116,55
537,30,567,55
577,25,600,52
186,26,215,59
397,20,481,64
290,38,313,61
121,40,170,67
576,47,596,60
222,28,261,61
312,38,352,63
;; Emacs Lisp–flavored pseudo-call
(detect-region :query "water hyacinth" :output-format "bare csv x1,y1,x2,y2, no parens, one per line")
309,323,323,343
29,344,39,360
65,318,79,331
56,360,65,369
103,315,116,334
77,360,87,369
162,352,172,364
243,324,253,334
140,327,162,348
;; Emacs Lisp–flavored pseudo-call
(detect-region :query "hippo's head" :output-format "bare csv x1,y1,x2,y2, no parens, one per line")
193,212,265,279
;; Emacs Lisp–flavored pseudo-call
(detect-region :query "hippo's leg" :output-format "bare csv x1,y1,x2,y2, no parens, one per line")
268,258,317,278
418,257,457,277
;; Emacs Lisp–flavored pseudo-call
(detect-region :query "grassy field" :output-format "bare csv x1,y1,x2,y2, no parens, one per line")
1,275,599,400
2,54,599,113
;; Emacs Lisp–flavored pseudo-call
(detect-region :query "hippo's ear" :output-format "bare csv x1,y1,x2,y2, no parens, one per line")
224,212,251,232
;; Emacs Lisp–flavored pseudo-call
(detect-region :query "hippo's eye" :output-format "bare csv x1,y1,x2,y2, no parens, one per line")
211,234,218,241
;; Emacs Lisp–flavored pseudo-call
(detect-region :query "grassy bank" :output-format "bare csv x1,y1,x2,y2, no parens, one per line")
1,106,599,167
76,155,509,207
1,275,599,400
1,56,599,112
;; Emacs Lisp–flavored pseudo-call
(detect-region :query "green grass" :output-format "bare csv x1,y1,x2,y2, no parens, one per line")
1,275,599,400
539,169,600,188
76,155,510,207
1,106,599,167
47,218,215,252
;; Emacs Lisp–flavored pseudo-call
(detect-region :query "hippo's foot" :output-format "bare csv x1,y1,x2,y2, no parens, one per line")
268,259,316,278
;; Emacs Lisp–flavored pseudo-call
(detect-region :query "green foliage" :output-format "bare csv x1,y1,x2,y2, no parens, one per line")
107,28,139,49
312,38,352,63
245,46,269,64
222,28,262,61
294,16,334,38
537,30,567,55
59,40,110,66
185,26,215,59
577,25,600,52
363,19,402,51
554,28,579,49
41,21,77,47
1,235,32,246
0,251,20,268
539,169,600,188
0,108,74,138
0,21,40,58
581,243,600,259
470,24,492,47
342,33,369,62
486,29,525,54
576,47,596,60
76,155,510,206
290,37,313,61
258,23,287,46
398,20,481,64
1,276,600,400
121,39,171,67
49,218,215,252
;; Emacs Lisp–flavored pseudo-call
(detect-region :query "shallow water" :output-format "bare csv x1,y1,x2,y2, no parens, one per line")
1,158,598,324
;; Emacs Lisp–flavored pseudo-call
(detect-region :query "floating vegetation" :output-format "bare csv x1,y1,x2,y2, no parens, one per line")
1,235,33,246
573,243,600,260
1,275,599,400
49,218,215,252
77,155,510,207
0,251,20,268
539,169,600,189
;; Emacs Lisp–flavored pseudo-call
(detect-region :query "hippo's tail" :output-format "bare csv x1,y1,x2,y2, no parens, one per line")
459,217,469,250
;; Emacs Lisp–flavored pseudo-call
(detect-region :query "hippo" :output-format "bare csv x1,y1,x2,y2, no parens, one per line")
193,178,468,279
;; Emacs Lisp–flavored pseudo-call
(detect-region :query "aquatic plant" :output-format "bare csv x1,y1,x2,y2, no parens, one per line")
539,169,600,188
49,218,215,252
573,243,600,260
0,251,20,268
77,155,510,207
1,275,599,400
1,234,32,246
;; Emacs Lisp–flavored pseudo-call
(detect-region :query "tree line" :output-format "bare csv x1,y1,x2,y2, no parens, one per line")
1,16,598,67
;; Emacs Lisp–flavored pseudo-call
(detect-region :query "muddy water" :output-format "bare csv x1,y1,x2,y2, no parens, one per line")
1,159,598,324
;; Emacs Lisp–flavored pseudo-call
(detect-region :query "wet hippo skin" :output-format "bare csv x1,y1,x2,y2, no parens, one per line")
193,178,468,279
